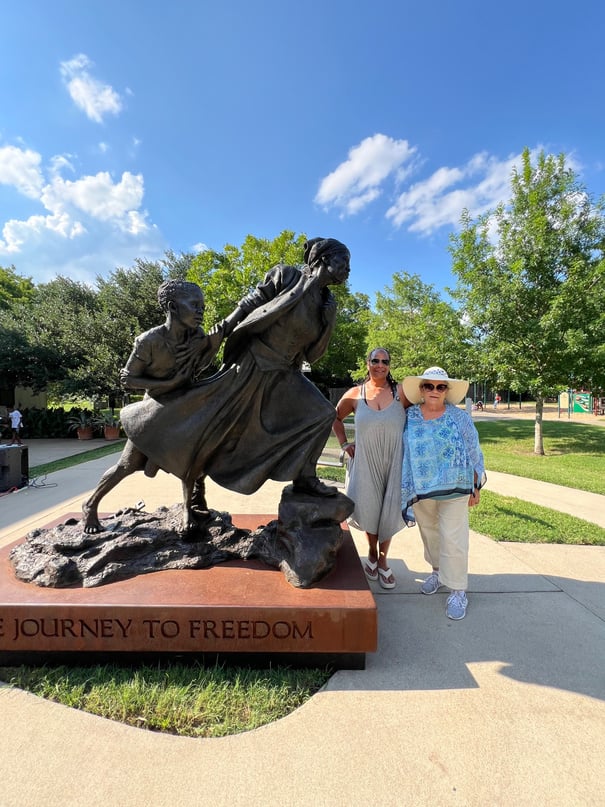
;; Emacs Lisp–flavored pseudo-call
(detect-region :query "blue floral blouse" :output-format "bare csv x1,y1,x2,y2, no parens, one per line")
401,403,486,520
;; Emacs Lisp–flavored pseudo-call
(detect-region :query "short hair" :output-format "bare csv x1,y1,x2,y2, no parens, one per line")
157,280,202,312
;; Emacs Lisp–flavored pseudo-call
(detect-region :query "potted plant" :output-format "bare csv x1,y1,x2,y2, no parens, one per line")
92,412,122,440
66,411,94,440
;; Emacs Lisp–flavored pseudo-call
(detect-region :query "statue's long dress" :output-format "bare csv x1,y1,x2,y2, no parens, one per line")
121,265,335,494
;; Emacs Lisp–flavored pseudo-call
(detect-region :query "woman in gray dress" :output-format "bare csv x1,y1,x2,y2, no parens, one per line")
332,348,411,588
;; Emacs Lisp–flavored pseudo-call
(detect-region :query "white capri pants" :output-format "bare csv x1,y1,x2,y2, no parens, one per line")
413,495,469,591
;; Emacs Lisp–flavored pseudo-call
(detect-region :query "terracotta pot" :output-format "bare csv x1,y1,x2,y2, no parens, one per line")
104,425,121,440
76,426,94,440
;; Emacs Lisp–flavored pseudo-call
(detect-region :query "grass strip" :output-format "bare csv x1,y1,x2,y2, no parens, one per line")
0,662,331,738
470,490,605,545
29,441,126,478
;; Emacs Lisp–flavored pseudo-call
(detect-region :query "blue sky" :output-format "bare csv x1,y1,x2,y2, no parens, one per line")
1,0,604,302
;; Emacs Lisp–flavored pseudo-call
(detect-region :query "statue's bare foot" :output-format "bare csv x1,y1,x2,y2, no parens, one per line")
182,506,212,534
82,502,104,534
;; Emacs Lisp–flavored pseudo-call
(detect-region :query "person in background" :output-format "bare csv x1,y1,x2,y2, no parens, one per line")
401,366,486,619
333,348,411,589
9,407,23,445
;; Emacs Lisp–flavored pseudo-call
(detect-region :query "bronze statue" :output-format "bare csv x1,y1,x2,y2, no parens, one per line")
120,238,351,524
14,239,356,589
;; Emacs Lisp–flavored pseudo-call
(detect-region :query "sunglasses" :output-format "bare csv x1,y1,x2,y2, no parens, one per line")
370,358,390,365
421,383,448,392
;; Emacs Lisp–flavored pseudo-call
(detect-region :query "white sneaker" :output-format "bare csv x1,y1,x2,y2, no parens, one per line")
420,572,441,595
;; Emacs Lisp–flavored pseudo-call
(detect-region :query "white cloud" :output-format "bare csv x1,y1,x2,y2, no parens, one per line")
315,134,417,216
0,143,154,273
386,151,526,234
0,212,85,253
0,145,44,198
60,53,123,123
316,137,559,237
41,171,145,226
192,242,209,253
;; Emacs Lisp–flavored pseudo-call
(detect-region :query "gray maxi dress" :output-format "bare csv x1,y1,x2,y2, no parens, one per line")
346,391,406,541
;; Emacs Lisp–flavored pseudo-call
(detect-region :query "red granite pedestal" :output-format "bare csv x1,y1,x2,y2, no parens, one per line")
0,515,377,670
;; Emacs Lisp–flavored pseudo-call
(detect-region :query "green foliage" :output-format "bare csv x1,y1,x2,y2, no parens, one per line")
0,265,34,309
313,283,371,383
0,277,101,394
65,409,94,432
188,231,308,324
91,411,120,428
365,271,472,382
189,230,369,384
0,321,65,391
449,148,605,398
0,252,196,399
20,407,76,439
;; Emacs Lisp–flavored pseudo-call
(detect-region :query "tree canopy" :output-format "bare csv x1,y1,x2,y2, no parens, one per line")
449,147,605,452
365,271,472,384
188,231,370,385
0,265,34,309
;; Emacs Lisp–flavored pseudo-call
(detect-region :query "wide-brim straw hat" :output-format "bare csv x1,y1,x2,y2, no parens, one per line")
402,366,469,405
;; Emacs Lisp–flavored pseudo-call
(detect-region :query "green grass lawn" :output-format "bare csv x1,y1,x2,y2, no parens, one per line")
324,420,605,494
476,420,605,494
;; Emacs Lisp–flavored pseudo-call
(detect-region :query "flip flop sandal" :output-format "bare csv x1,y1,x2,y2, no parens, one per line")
378,567,396,589
364,558,379,581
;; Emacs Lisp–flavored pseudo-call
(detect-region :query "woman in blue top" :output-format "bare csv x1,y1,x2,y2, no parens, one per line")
401,367,486,620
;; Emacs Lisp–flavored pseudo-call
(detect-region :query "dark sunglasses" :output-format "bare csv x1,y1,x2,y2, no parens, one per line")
370,358,390,365
421,383,448,392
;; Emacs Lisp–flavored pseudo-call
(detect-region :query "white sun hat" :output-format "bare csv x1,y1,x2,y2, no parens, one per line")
402,366,469,405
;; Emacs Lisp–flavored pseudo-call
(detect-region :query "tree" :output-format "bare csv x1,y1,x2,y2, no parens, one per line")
365,271,472,383
0,265,35,309
188,231,369,385
449,148,605,454
0,277,99,393
312,283,371,385
188,231,309,325
93,252,198,397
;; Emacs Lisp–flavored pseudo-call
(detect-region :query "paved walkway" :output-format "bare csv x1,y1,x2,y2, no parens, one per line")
0,440,604,807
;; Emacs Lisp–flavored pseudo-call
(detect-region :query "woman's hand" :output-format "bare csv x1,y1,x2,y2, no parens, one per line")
469,488,480,507
341,442,355,460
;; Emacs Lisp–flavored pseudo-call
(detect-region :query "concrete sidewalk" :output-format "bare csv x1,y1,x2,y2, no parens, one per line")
0,441,604,806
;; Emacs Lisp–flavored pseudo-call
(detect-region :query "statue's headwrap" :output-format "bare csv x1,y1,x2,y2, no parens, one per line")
303,237,350,267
